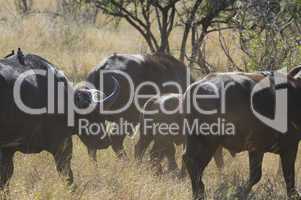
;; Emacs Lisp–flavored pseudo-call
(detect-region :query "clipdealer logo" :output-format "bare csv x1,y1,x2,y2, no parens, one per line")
250,71,287,133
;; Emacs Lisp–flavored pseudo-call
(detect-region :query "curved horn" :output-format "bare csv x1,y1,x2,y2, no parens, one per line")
75,75,120,109
102,76,120,104
95,75,120,109
288,65,301,78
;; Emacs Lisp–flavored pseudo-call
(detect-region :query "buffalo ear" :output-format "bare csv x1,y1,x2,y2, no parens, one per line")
288,65,301,79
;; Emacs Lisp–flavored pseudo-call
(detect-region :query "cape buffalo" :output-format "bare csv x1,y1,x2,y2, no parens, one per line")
183,69,301,200
135,93,224,175
0,50,120,189
84,53,192,160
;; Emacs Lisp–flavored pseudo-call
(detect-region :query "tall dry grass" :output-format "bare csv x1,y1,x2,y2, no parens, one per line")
0,0,147,82
0,1,300,200
5,137,301,200
0,0,243,79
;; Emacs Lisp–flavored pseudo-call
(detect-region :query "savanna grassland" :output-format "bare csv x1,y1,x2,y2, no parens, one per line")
0,1,300,200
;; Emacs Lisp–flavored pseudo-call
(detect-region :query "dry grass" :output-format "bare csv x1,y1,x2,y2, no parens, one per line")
4,137,301,200
0,0,242,80
0,0,147,81
0,1,300,200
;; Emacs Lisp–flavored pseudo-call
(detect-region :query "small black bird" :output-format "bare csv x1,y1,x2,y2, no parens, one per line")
4,50,14,58
17,48,25,65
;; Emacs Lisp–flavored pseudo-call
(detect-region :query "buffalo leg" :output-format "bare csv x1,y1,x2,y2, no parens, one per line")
149,141,166,175
213,146,224,172
179,143,187,179
280,143,300,199
239,151,263,197
277,159,283,176
164,143,178,172
180,146,223,180
0,149,14,190
111,134,127,159
179,155,187,179
183,138,217,200
87,147,97,162
134,129,153,162
51,138,74,186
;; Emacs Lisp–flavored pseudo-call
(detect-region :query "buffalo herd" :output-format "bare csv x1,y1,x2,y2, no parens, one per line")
0,49,300,200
